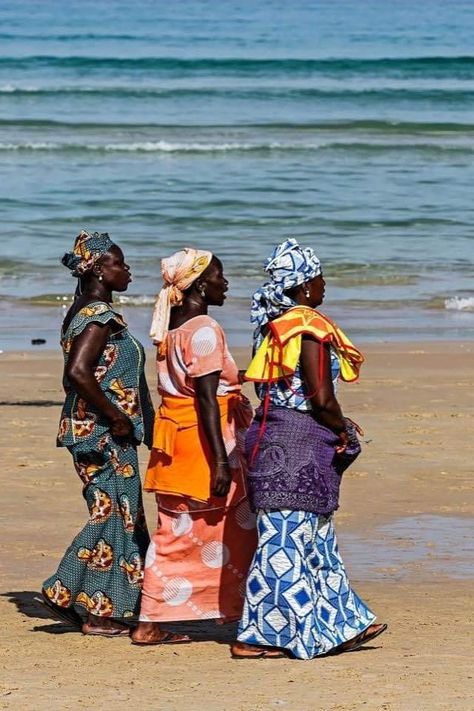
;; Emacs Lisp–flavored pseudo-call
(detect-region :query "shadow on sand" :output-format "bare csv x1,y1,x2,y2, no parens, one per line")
2,590,80,634
2,590,238,642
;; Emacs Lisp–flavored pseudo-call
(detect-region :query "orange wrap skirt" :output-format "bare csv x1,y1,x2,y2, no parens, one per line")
139,392,257,622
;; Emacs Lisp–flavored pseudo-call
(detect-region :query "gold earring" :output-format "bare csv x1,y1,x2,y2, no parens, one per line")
98,275,103,282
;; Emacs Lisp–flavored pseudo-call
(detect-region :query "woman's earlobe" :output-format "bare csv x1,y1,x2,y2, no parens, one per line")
197,281,206,298
92,265,103,282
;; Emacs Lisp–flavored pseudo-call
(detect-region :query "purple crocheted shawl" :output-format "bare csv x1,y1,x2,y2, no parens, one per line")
245,405,361,515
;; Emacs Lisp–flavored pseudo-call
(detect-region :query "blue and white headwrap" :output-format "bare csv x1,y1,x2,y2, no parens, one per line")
250,238,322,333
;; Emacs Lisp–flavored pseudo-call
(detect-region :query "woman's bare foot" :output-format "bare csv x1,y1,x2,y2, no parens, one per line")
82,614,130,636
131,621,191,645
231,641,288,659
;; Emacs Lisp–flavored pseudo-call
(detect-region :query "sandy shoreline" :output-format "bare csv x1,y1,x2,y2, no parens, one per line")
1,343,473,710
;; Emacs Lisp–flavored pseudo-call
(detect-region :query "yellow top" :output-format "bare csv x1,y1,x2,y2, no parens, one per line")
245,305,364,384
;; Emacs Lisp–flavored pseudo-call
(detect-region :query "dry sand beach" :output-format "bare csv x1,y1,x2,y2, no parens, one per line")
1,343,473,711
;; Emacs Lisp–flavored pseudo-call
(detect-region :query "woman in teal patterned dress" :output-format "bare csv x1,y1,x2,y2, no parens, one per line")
41,230,154,636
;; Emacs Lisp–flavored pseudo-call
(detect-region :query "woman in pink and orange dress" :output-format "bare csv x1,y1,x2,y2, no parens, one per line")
132,248,257,645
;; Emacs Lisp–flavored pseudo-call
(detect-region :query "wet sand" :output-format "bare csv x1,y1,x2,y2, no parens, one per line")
0,343,473,710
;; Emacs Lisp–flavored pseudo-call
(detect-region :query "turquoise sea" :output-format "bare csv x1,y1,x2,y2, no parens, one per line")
0,0,473,349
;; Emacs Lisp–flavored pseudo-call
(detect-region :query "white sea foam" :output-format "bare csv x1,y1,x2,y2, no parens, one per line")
0,140,310,153
3,78,474,93
0,139,473,154
117,294,155,305
103,140,263,152
0,83,41,93
444,296,474,312
0,142,58,150
23,293,157,307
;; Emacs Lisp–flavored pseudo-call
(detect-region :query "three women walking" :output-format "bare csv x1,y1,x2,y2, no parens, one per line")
43,232,386,656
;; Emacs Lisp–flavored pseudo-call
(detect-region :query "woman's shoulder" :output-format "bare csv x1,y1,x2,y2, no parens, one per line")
75,300,113,318
174,314,224,337
170,315,226,359
180,314,221,328
63,300,126,337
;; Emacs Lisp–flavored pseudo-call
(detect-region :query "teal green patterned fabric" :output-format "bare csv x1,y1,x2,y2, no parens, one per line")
43,438,149,618
57,301,154,448
43,302,154,618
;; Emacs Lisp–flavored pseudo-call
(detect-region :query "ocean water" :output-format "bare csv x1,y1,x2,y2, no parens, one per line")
1,0,473,350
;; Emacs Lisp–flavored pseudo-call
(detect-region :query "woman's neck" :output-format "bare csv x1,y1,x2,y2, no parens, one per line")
169,297,208,329
78,283,113,304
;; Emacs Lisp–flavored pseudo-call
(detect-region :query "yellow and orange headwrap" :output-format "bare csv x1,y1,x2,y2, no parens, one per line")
150,248,212,350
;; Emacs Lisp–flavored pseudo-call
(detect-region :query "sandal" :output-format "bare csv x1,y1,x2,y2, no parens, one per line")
131,631,192,646
231,642,289,659
82,622,131,637
330,623,388,655
37,590,83,630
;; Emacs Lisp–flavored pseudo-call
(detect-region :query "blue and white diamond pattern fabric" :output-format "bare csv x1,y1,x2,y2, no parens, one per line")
246,568,272,606
268,548,293,578
237,509,376,660
255,346,341,413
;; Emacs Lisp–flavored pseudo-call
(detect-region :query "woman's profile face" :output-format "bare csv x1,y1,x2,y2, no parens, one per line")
98,245,132,293
306,273,326,307
201,257,229,306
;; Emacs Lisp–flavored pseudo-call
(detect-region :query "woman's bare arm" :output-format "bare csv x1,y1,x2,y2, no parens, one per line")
194,371,231,497
300,336,346,435
65,322,132,438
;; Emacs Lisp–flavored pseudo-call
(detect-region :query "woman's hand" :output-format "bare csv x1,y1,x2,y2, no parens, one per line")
109,410,133,439
211,461,232,498
345,417,364,437
335,430,349,455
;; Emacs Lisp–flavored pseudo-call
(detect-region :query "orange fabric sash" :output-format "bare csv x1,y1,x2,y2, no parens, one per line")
144,392,251,502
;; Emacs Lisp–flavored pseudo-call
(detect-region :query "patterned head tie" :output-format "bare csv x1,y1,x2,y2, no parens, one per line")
150,248,213,348
250,238,322,331
62,230,115,277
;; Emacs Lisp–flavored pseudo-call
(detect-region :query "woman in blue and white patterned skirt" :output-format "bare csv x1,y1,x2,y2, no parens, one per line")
232,239,387,660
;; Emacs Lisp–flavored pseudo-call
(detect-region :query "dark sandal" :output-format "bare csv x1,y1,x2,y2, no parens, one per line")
37,591,83,630
232,650,288,660
131,631,192,646
331,623,388,655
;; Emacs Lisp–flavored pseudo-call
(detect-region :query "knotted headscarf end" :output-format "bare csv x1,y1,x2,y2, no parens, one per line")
150,248,212,351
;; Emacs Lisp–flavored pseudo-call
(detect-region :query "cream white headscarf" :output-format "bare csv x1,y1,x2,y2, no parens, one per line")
150,248,212,349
